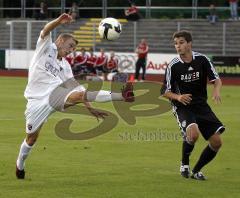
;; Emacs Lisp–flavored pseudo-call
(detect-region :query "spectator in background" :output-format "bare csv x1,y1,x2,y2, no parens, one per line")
95,48,108,76
86,47,97,74
104,51,119,81
124,3,140,21
229,0,239,20
105,51,119,73
65,51,76,67
73,48,89,75
135,39,149,82
207,4,218,24
69,2,79,21
35,2,48,20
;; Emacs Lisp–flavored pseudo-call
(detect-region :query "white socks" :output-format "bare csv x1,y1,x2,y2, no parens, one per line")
86,90,123,102
16,139,33,170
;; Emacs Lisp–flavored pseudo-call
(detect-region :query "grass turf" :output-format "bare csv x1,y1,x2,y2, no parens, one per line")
0,77,239,198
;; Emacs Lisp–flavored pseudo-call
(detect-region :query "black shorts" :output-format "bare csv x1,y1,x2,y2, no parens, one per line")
173,103,225,140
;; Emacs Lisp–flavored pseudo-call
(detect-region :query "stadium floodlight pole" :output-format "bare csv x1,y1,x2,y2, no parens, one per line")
192,0,196,19
105,0,107,18
146,0,151,19
102,0,104,18
6,21,13,49
61,0,66,14
192,0,198,19
21,0,26,18
222,23,226,56
26,22,31,50
102,0,107,18
133,21,137,51
177,22,181,31
93,23,96,52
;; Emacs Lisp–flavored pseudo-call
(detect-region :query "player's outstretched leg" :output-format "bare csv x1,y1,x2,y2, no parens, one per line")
16,165,25,179
16,139,33,179
180,161,190,178
180,124,199,178
79,82,135,103
191,133,222,180
191,171,206,180
16,128,41,179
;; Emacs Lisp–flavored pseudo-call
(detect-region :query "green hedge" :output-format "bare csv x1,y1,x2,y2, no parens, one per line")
139,8,230,19
0,50,5,69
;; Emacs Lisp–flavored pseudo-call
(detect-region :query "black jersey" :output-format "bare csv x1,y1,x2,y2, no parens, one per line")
161,51,219,107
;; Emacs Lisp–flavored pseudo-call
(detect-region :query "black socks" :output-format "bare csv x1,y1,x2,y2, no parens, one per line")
182,140,195,165
192,145,217,173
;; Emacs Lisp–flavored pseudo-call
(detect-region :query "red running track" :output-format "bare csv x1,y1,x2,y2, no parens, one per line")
1,69,240,85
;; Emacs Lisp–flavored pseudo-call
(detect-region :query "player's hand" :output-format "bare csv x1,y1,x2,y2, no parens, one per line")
87,107,109,122
58,13,73,24
212,90,221,104
177,94,192,105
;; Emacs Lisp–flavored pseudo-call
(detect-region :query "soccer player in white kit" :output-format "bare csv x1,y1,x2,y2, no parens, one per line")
16,13,134,179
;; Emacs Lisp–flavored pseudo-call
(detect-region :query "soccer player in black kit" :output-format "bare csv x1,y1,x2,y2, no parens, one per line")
161,30,225,180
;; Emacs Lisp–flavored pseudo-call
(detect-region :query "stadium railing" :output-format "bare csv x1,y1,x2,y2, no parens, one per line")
3,19,233,56
0,6,232,19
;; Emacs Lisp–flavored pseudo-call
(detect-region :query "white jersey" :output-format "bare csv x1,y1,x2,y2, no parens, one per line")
24,32,74,100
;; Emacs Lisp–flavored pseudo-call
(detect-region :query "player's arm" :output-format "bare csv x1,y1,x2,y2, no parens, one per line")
161,63,192,105
41,13,73,39
142,45,149,53
135,47,139,53
211,78,222,104
162,91,192,106
204,56,222,104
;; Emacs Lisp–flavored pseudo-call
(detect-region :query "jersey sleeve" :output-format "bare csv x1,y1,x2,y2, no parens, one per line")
205,56,219,82
63,59,74,80
35,31,52,53
160,65,173,95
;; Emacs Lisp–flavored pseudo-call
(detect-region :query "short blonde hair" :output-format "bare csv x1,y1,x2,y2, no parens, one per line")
57,33,78,45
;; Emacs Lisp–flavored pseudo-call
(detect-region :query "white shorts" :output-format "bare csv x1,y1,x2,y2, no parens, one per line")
25,85,86,134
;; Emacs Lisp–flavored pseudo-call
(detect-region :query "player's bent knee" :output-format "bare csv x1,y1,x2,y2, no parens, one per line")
26,132,39,146
211,138,222,151
187,133,199,143
66,91,85,105
209,133,223,151
186,124,199,143
26,136,37,146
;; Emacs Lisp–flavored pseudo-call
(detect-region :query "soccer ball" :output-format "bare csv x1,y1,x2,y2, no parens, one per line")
98,18,122,41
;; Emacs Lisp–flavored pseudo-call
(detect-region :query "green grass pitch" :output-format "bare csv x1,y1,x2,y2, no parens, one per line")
0,77,239,198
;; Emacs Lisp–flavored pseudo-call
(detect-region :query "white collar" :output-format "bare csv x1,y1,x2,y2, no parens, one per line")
178,51,195,63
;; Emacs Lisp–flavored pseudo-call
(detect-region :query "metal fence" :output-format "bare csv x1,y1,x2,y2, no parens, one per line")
3,19,239,56
0,6,232,19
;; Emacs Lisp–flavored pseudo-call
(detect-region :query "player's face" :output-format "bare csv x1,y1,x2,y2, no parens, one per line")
58,38,77,58
174,37,192,55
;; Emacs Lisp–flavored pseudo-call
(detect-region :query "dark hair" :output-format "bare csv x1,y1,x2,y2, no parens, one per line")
172,30,192,43
58,33,78,45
